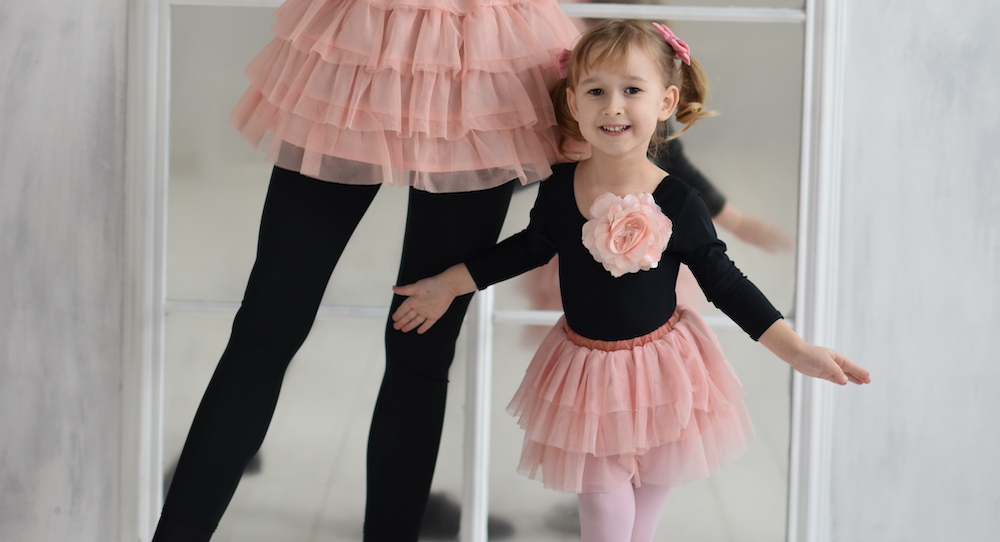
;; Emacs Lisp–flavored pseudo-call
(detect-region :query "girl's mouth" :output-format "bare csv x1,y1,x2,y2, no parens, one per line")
601,125,630,134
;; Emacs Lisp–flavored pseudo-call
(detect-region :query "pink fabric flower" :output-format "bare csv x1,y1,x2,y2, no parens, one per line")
581,192,672,278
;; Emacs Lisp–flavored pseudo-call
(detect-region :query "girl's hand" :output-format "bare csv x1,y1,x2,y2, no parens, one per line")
391,277,456,334
391,264,478,334
713,203,795,253
787,344,871,386
759,319,871,385
560,138,592,162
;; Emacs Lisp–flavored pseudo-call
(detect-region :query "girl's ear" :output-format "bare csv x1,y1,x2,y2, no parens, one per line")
659,85,680,122
566,85,580,121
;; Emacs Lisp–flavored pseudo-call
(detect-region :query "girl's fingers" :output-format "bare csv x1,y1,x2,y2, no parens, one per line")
392,306,422,332
825,361,848,385
416,318,438,334
833,351,871,385
796,348,870,386
398,311,424,333
391,303,412,323
392,283,419,297
844,367,870,385
391,310,410,330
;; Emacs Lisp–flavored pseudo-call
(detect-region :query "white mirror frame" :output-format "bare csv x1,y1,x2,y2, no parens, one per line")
120,1,846,541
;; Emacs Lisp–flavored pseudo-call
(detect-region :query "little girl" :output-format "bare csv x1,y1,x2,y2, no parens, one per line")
391,19,870,542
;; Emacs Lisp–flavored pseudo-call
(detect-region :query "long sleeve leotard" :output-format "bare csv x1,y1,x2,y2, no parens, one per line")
465,163,781,342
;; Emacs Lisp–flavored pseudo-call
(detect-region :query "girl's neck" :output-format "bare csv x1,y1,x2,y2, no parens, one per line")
574,151,665,196
572,152,667,217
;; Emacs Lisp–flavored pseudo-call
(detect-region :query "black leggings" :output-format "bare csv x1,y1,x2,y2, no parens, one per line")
153,166,514,542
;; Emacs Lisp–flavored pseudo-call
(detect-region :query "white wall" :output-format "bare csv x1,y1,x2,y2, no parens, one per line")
0,1,127,540
832,1,1000,541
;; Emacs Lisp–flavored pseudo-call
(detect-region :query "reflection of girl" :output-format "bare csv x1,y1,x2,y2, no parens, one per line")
654,137,794,253
151,0,581,540
391,20,870,542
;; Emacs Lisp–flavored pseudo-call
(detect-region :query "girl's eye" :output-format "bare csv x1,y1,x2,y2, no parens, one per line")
625,87,641,95
587,88,604,96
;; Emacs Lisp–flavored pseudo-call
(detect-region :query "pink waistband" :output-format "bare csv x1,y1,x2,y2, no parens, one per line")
563,311,681,352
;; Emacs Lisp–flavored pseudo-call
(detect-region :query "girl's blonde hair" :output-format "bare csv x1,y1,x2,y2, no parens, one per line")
552,19,715,156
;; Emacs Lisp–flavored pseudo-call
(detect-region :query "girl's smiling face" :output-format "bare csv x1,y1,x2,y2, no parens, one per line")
567,47,679,161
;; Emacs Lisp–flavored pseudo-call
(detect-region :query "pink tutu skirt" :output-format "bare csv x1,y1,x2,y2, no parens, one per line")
229,0,580,193
507,306,754,493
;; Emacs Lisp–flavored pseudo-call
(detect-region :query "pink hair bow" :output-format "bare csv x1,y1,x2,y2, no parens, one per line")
651,22,691,65
556,48,572,78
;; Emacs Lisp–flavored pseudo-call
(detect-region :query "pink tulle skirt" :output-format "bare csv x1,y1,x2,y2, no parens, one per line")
507,307,754,493
229,0,580,193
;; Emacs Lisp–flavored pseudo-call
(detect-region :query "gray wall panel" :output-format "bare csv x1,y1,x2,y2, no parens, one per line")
833,1,1000,540
0,1,127,540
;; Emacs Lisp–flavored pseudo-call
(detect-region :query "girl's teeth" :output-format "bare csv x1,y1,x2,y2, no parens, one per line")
603,126,627,132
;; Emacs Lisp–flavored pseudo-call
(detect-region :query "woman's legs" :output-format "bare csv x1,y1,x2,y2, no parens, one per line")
363,182,515,542
153,167,381,541
576,482,673,542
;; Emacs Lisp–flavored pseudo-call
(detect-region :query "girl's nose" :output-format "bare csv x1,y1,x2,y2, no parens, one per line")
602,95,625,115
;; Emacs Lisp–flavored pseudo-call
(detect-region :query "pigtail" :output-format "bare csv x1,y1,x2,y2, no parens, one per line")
550,78,586,156
669,57,717,139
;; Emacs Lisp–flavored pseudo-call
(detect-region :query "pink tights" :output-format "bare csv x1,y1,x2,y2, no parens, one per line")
577,482,673,542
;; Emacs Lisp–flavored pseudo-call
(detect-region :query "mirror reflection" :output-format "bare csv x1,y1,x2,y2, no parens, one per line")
166,3,801,541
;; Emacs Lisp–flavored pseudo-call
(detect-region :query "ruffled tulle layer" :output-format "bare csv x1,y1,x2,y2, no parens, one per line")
507,307,754,493
229,0,580,192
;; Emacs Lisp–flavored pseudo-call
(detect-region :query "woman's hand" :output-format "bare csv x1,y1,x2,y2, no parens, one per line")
391,264,478,334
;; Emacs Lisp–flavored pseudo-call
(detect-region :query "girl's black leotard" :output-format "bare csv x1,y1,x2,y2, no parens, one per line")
466,162,781,342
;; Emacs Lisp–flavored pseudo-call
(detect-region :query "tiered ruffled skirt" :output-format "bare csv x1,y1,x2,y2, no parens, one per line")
229,0,580,193
507,306,754,493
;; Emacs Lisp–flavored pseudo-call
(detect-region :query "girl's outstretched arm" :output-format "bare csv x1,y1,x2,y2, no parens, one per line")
758,319,871,385
713,203,795,253
391,264,477,334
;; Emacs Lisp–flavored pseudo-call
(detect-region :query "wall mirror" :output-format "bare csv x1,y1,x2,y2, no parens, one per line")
158,2,813,540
